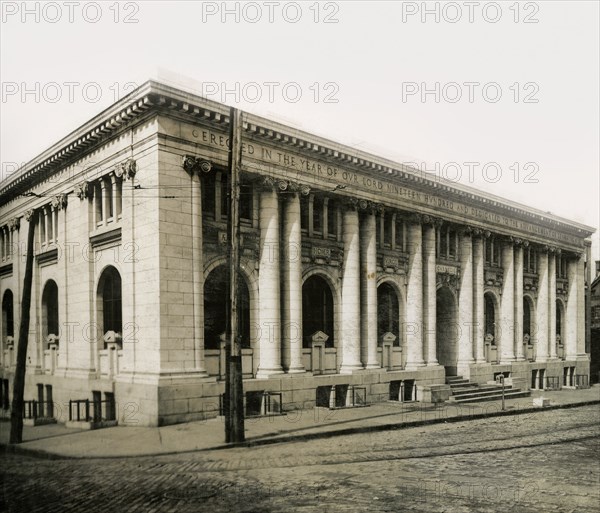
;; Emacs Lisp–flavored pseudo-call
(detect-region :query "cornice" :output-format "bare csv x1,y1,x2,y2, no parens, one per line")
1,80,595,240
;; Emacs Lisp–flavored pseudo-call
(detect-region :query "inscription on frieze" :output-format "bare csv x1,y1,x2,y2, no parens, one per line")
186,123,584,247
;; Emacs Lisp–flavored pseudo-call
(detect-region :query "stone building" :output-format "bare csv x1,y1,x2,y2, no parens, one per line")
0,81,595,426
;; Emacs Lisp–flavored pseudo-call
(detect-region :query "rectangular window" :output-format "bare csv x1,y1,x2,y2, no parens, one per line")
327,200,337,239
313,196,323,234
202,172,216,220
220,174,229,219
300,196,309,233
239,182,252,222
105,177,114,220
384,212,393,248
395,219,404,251
95,182,103,224
448,230,457,258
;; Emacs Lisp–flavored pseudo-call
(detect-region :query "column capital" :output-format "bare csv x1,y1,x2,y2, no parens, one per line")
421,215,443,227
24,209,36,222
407,213,423,225
117,157,138,180
75,181,90,200
51,193,68,211
7,217,20,231
182,155,212,176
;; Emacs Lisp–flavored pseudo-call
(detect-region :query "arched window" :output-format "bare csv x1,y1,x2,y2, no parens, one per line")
377,282,399,346
302,275,334,348
484,293,496,344
2,290,14,339
556,299,564,341
523,298,532,337
203,265,250,350
41,280,59,339
98,266,122,335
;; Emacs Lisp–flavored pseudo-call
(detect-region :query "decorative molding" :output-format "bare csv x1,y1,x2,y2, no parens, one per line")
24,209,35,221
89,227,122,249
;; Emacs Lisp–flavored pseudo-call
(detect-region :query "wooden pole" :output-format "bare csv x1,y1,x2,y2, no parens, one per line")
10,210,36,444
225,107,245,443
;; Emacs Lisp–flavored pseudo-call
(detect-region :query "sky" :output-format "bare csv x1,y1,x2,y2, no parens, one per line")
1,0,599,261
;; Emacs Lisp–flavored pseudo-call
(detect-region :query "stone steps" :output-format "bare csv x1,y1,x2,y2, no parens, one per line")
445,375,530,404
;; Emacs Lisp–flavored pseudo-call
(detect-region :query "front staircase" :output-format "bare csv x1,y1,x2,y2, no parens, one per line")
446,376,530,404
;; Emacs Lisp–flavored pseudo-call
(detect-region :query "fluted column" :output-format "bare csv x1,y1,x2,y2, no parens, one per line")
536,249,549,361
406,217,425,368
566,256,580,359
282,191,305,373
423,222,438,366
514,243,526,361
473,234,486,363
360,209,379,368
257,186,284,377
340,205,362,373
499,240,515,363
548,252,557,359
457,230,474,372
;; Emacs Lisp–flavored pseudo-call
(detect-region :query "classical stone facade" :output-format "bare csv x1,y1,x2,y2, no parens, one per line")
0,81,595,426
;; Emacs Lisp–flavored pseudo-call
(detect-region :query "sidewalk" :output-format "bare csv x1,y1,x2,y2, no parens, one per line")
1,387,599,459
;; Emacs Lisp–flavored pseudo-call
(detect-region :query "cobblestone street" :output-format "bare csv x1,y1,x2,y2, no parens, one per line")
2,404,599,513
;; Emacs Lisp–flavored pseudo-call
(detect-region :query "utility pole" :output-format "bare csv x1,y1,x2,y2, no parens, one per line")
10,209,37,444
225,107,245,443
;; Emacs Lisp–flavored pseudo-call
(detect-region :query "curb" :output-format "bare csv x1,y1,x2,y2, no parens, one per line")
1,399,599,460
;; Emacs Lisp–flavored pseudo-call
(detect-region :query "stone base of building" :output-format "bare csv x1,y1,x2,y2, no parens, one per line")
0,358,592,427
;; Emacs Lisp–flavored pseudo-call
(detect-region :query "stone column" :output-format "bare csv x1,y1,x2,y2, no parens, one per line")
111,173,119,221
282,191,305,373
257,185,284,377
340,204,362,373
102,178,110,225
182,156,210,377
423,221,438,366
457,230,474,372
566,257,579,359
473,233,486,363
406,217,425,368
576,255,586,356
191,170,208,376
499,240,515,363
548,251,557,359
360,208,379,369
536,249,549,361
514,242,526,361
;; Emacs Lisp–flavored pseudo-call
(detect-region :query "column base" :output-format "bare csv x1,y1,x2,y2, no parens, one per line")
256,368,285,379
427,360,440,367
287,366,306,374
474,358,487,364
514,356,527,362
405,361,426,369
340,363,364,374
365,362,380,369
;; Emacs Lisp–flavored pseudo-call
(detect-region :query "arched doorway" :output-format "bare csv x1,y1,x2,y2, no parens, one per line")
41,280,59,340
2,290,14,340
556,299,565,347
377,282,400,346
302,275,334,348
97,266,122,345
523,296,535,360
436,286,458,375
484,292,498,362
203,265,250,350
